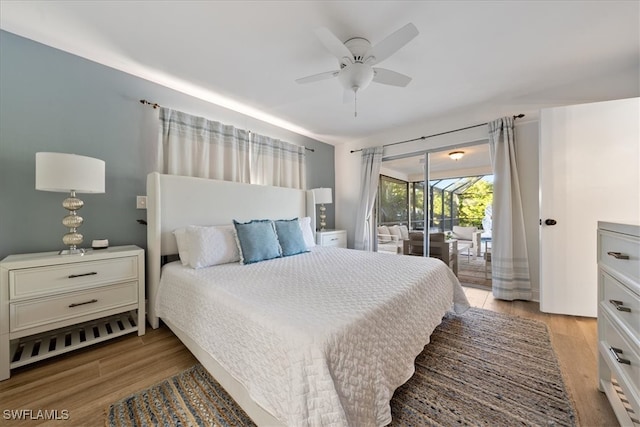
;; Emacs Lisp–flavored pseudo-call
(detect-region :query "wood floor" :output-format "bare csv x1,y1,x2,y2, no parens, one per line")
0,287,618,427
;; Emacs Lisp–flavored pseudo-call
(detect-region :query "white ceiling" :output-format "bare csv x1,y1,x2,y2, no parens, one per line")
382,142,493,181
1,1,638,148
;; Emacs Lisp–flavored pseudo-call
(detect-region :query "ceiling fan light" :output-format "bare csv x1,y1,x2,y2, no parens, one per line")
449,150,465,161
338,63,374,92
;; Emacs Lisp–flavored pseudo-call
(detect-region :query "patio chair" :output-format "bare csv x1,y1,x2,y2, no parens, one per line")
403,232,458,276
377,224,408,254
451,225,482,259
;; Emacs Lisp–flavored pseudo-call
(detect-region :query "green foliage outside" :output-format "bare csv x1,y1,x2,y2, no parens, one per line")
457,179,493,228
379,177,408,224
379,175,493,230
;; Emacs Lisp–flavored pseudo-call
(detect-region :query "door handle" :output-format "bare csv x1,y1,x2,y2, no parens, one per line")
544,219,557,226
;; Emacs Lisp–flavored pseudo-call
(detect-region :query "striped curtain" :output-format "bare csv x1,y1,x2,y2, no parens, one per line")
354,147,384,251
158,108,305,189
157,108,250,182
249,133,306,189
488,117,532,300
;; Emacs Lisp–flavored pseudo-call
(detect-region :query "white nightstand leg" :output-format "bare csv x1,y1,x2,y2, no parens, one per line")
0,333,9,380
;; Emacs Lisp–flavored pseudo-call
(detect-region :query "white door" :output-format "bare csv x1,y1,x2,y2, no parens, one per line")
539,98,639,317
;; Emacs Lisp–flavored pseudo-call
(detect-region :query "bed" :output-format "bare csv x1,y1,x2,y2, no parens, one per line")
146,172,469,426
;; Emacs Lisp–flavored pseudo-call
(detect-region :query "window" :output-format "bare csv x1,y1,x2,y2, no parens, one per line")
378,175,408,226
410,181,425,230
377,174,493,232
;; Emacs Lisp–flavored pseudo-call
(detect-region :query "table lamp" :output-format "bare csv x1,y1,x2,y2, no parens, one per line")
312,188,332,231
35,152,105,255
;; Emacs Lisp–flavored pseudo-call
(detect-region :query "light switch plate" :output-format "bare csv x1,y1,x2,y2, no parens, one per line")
136,196,147,209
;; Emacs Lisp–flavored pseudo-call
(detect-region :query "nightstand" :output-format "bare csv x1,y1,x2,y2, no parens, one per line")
0,245,145,380
316,230,347,248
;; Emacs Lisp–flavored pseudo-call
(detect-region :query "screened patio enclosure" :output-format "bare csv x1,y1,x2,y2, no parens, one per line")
378,174,493,232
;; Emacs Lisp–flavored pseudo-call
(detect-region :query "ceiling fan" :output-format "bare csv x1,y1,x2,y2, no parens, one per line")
296,23,419,115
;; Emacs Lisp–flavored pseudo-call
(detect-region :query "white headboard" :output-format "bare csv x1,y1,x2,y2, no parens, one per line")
146,172,315,328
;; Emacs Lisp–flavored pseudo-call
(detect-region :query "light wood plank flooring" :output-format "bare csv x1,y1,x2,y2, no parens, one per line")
0,288,618,427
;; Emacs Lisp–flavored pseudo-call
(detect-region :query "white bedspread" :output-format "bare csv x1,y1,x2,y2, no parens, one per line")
156,247,469,426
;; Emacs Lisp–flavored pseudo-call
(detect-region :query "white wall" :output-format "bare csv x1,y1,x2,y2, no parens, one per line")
335,118,542,297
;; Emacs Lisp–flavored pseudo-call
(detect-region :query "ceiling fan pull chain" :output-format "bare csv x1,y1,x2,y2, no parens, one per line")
354,91,358,117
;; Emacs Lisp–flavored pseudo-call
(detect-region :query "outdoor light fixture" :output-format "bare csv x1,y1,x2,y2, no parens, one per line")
449,150,465,161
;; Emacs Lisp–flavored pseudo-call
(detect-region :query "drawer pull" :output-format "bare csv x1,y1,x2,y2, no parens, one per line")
609,299,632,312
68,272,98,279
68,299,98,308
609,347,631,365
607,251,630,260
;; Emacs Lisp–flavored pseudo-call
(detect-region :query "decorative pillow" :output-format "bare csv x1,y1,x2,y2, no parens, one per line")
398,225,409,240
452,226,478,241
377,225,391,243
173,228,190,266
298,216,316,248
185,225,240,269
275,218,309,257
389,225,402,240
233,219,282,265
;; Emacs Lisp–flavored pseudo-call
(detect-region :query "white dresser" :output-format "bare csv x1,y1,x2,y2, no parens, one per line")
0,245,145,380
597,222,640,425
315,230,347,248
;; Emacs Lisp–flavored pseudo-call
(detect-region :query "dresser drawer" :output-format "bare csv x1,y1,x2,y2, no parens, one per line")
10,256,138,300
601,311,640,402
601,271,640,338
600,231,640,283
10,281,138,333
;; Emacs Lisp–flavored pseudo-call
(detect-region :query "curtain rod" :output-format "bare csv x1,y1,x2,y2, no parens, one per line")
350,114,525,153
139,99,315,152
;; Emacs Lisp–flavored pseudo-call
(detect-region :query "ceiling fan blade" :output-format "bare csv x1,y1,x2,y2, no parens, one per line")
366,23,419,65
295,70,340,84
372,68,412,87
314,27,353,60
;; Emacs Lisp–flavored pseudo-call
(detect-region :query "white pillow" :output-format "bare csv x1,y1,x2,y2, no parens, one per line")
377,225,391,243
452,226,477,241
173,228,190,266
389,225,402,240
185,225,240,269
399,225,409,240
298,217,316,248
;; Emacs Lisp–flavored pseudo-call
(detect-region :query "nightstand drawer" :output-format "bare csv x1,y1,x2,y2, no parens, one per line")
10,281,138,333
10,256,138,300
600,231,640,284
322,235,346,247
317,230,347,248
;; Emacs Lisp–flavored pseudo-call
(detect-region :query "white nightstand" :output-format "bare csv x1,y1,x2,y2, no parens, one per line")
0,245,145,380
316,230,347,248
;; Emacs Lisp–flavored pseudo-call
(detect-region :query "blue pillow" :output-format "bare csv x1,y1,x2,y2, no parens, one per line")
274,218,309,257
233,219,282,264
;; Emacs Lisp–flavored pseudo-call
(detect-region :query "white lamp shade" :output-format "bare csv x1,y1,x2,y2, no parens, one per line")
312,187,332,204
36,152,105,193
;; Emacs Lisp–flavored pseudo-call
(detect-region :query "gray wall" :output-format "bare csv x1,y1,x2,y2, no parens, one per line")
0,31,335,259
